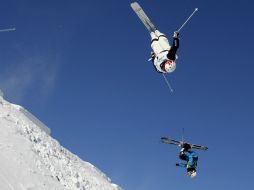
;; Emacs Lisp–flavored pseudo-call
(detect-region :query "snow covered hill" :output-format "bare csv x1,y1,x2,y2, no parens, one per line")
0,93,122,190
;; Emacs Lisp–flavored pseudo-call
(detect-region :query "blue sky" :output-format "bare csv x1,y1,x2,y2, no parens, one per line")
1,0,254,189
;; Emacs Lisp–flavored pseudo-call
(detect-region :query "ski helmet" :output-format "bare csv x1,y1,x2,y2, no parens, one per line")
188,170,197,178
164,60,176,73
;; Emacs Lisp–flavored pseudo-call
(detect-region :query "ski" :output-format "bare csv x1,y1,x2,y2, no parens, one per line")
131,2,156,33
161,137,208,150
0,27,16,32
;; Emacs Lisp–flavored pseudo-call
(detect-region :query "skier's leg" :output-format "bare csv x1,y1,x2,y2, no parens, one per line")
182,143,191,150
155,30,171,51
179,150,187,161
150,32,163,55
191,152,198,161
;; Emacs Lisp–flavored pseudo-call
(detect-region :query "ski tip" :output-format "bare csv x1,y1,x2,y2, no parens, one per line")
9,27,16,31
130,2,141,11
130,2,138,7
195,8,199,11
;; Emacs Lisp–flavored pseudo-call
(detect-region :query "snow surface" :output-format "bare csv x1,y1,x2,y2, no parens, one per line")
0,95,122,190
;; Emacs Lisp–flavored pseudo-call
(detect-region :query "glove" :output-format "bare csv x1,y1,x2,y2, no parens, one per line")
173,31,179,38
148,52,156,61
176,163,180,166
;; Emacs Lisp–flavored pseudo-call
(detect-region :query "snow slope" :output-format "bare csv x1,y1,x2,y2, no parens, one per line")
0,94,122,190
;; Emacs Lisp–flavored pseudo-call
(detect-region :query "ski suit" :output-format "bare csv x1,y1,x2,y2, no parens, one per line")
150,30,179,73
178,149,198,173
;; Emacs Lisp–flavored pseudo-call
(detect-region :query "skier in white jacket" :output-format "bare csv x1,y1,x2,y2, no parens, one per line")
150,30,179,73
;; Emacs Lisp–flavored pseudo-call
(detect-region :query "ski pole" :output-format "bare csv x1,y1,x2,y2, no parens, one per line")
177,8,198,32
181,128,185,143
0,27,16,32
162,73,174,93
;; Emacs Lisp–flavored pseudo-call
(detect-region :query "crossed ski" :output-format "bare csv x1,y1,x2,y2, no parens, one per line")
161,137,208,150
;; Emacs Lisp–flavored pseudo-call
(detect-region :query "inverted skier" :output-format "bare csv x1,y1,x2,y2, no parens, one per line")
161,136,207,178
150,30,180,73
176,143,198,178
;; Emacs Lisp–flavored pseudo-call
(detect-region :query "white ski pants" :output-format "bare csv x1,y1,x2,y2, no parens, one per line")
150,30,171,55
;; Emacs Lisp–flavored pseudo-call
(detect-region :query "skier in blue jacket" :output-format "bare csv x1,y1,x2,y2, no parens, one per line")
176,143,198,178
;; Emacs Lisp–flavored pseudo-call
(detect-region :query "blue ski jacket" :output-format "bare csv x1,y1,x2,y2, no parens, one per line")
178,151,198,169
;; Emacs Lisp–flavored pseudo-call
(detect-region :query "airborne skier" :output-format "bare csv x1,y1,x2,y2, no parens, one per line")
150,30,180,73
131,2,198,75
161,136,208,178
176,143,198,178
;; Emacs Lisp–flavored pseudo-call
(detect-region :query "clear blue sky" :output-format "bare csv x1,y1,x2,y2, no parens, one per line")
0,0,254,189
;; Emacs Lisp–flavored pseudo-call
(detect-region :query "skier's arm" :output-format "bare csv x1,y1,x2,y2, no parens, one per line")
167,37,180,60
172,31,180,49
176,163,186,168
172,38,179,49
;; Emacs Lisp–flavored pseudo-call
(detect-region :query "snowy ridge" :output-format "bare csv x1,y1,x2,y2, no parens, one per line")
0,95,122,190
11,103,51,135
